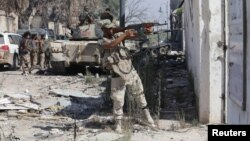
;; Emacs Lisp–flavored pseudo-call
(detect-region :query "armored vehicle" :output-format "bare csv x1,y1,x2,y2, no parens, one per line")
49,23,102,74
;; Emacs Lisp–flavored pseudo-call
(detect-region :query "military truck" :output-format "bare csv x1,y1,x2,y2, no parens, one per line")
49,24,102,74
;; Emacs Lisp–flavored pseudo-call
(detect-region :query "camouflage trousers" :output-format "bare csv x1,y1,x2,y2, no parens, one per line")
20,54,31,74
37,52,45,70
30,51,37,67
111,69,147,120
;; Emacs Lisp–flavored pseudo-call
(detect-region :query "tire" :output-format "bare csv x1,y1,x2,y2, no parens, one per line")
0,65,4,70
66,65,84,75
50,61,67,74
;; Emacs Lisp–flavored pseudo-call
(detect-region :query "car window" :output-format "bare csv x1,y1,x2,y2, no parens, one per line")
8,35,20,45
0,34,4,44
8,35,16,44
11,35,22,45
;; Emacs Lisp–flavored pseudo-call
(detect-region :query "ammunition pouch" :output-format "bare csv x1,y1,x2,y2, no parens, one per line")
118,47,130,59
107,54,119,64
106,47,130,65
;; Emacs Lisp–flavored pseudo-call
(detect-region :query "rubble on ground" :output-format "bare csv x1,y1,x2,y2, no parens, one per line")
0,53,206,141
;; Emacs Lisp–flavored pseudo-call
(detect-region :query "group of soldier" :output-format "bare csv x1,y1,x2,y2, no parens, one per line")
19,32,48,75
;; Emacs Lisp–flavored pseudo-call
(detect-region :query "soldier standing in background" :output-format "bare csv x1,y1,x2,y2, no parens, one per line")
99,19,156,133
37,34,46,71
19,31,32,75
78,6,93,26
30,35,38,68
100,8,114,22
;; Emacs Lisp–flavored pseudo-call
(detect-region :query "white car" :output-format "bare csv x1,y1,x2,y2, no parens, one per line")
0,32,22,69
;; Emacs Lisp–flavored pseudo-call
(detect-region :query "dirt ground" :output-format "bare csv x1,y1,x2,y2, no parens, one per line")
0,67,207,141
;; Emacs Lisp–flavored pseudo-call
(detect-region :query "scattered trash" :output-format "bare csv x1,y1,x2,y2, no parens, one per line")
25,89,29,93
49,128,64,135
79,132,124,141
77,73,84,78
95,73,100,79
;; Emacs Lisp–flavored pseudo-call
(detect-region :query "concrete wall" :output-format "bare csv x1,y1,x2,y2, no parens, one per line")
184,0,224,123
0,11,18,33
199,0,210,123
48,21,70,36
185,0,250,124
226,0,250,124
0,10,8,32
184,0,206,123
208,0,224,123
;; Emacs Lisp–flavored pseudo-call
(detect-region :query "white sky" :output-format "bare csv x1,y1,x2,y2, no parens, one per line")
126,0,170,27
141,0,170,23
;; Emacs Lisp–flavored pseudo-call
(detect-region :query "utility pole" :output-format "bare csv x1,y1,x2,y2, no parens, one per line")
120,0,125,28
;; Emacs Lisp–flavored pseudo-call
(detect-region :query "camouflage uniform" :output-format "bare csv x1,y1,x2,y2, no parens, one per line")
101,20,155,132
37,38,46,70
104,46,148,120
19,37,31,74
78,6,93,26
30,37,38,67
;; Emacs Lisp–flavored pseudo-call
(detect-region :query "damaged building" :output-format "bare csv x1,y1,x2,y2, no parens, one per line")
184,0,250,124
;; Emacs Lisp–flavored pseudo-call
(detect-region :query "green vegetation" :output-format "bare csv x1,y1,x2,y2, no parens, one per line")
175,8,183,15
85,71,98,84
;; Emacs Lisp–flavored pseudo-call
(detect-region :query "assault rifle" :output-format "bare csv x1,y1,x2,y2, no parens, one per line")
125,23,154,41
106,22,166,40
124,23,170,58
105,22,170,57
126,22,167,35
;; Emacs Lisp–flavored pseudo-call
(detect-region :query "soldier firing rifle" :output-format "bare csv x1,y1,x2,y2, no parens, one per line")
99,19,157,133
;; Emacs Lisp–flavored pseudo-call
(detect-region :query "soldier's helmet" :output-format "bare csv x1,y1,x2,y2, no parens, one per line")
83,6,89,12
23,31,31,39
105,8,111,12
98,19,116,29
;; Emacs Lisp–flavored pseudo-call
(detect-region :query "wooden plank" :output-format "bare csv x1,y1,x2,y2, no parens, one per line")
15,103,40,110
0,104,28,110
4,93,30,100
0,98,11,104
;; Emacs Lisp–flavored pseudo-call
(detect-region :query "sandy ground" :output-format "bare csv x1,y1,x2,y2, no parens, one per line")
0,69,207,141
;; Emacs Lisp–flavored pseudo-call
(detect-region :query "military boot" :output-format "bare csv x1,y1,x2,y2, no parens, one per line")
143,108,156,128
114,119,122,133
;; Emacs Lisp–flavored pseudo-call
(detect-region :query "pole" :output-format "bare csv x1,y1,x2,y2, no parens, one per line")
120,0,125,28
